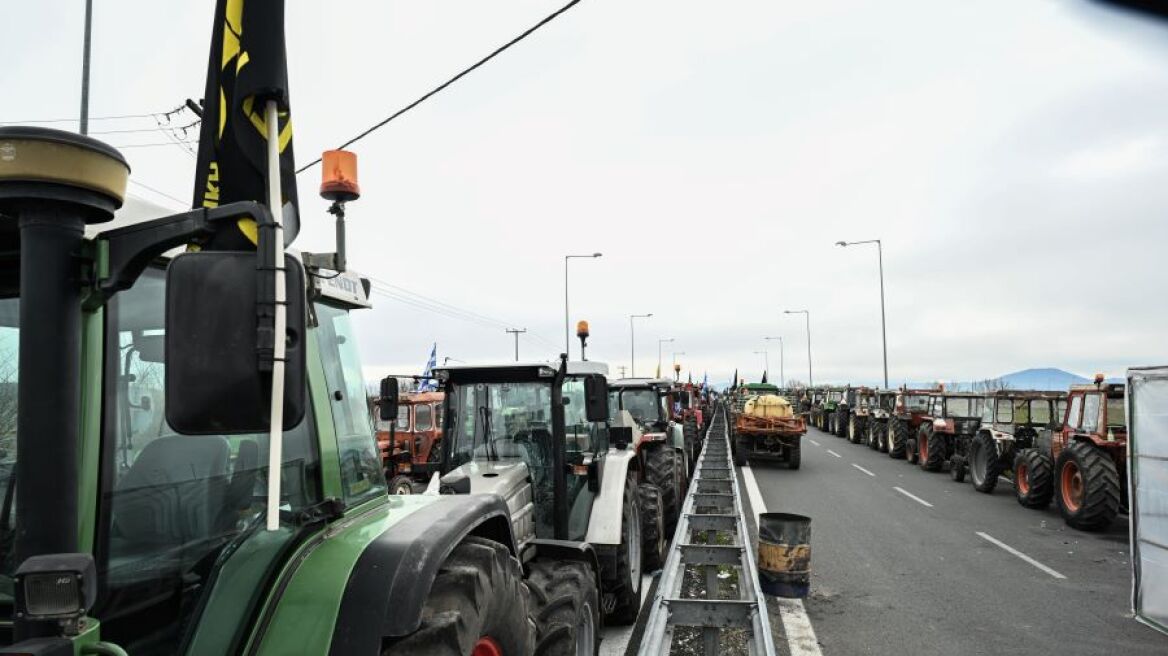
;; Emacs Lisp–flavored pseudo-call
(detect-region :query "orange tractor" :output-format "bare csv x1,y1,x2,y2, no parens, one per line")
1014,377,1127,531
374,390,445,494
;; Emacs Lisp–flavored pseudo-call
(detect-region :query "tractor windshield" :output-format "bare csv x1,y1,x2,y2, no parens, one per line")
446,381,554,468
944,397,981,418
609,388,664,426
903,394,930,411
1107,396,1126,428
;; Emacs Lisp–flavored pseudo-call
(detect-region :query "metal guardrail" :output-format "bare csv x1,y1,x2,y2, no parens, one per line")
638,405,777,655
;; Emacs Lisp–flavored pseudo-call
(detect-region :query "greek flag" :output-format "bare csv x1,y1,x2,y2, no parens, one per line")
702,371,708,389
417,343,438,391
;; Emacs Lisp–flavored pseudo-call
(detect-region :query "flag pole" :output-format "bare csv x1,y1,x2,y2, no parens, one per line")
265,99,287,531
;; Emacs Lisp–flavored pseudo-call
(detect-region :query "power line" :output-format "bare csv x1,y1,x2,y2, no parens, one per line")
89,121,201,136
110,141,196,149
0,105,187,126
297,0,584,174
128,179,187,207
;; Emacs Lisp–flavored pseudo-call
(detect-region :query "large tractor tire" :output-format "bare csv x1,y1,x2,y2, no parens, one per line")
788,442,802,470
847,416,861,444
683,420,699,475
866,421,880,450
527,558,601,656
835,410,848,437
919,427,945,472
968,432,1001,494
387,475,415,495
1014,448,1054,508
638,484,666,572
889,419,908,459
644,446,682,537
384,536,536,656
1056,441,1121,531
607,474,643,625
733,436,748,467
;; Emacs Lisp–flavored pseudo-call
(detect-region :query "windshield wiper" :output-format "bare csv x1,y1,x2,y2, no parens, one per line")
479,406,498,461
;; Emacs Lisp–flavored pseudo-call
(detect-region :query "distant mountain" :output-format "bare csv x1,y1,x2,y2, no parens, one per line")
997,368,1090,391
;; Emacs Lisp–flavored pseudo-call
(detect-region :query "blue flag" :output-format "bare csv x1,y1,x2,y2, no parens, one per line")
417,343,438,391
702,371,708,389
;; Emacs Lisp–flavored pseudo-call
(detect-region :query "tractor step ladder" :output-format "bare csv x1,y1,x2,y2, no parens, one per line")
638,405,777,655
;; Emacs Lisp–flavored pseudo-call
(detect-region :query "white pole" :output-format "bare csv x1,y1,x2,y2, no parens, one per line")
264,99,287,532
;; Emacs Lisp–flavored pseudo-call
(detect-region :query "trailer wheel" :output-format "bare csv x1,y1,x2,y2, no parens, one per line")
384,536,536,656
527,558,600,656
1013,448,1053,509
607,474,643,625
788,442,802,470
1056,441,1121,531
733,437,748,467
969,432,1001,493
889,419,908,459
387,475,414,495
638,484,666,572
644,446,682,537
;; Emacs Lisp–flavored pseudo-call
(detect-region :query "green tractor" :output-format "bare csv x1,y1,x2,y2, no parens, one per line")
432,360,651,645
0,128,539,655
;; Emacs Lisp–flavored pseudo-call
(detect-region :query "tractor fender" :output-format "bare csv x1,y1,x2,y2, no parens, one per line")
584,449,638,546
328,493,517,654
529,538,603,594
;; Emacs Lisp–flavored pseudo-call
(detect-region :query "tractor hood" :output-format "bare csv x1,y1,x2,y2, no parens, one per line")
446,460,537,550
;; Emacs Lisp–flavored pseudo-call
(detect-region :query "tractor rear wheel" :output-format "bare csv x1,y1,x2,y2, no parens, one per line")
606,474,643,625
1014,448,1054,508
733,437,748,467
387,475,414,495
889,419,908,459
879,422,890,453
1056,441,1121,531
638,484,666,572
866,422,879,450
835,410,848,437
969,432,1001,493
383,536,536,656
847,416,858,443
644,446,682,537
919,427,945,472
527,558,600,656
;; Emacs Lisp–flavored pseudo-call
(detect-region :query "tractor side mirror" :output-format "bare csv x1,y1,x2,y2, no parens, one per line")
584,375,609,422
379,376,400,421
165,252,306,434
610,426,633,450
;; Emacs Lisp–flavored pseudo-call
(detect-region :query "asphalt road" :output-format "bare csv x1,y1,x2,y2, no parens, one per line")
740,425,1167,656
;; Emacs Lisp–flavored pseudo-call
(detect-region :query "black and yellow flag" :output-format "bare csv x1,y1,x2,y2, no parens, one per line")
193,0,299,249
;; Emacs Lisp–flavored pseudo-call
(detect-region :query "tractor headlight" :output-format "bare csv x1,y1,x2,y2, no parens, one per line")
15,553,96,622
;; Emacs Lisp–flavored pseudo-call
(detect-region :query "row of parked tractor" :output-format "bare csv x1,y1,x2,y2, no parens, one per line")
752,380,1127,532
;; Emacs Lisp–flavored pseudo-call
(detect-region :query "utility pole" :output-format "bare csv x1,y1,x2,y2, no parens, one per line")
617,365,628,378
564,253,602,359
80,0,94,134
505,328,526,361
784,310,812,387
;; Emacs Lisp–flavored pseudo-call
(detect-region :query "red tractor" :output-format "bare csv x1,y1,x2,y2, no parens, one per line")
888,388,935,459
670,383,705,471
373,391,445,494
1014,378,1127,531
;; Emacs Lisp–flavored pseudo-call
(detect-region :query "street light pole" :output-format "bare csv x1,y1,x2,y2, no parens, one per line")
506,328,526,361
80,0,94,134
753,350,769,378
836,239,888,388
784,310,812,387
765,336,784,387
564,252,602,359
657,337,675,377
629,313,653,377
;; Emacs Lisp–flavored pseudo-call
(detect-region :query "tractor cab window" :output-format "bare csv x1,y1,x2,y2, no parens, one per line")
1012,400,1030,424
993,399,1011,423
1106,395,1126,428
904,395,929,411
945,397,979,418
982,399,995,424
0,298,18,596
315,303,384,506
1066,395,1083,429
414,404,433,432
564,379,606,454
1081,394,1102,434
1029,399,1052,424
609,388,662,427
395,405,411,431
98,267,322,655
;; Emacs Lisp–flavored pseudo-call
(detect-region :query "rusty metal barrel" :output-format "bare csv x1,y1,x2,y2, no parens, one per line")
757,512,811,598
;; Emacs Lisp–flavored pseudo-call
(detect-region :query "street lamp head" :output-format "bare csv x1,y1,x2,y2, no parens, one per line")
592,252,602,258
835,240,848,247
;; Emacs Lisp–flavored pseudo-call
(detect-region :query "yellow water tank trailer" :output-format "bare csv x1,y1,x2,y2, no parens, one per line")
744,394,794,419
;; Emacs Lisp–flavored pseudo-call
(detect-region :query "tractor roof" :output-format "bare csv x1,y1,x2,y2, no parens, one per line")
434,360,608,382
609,377,673,388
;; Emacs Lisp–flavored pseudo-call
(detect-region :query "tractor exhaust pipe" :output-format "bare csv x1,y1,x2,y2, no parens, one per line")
0,127,128,638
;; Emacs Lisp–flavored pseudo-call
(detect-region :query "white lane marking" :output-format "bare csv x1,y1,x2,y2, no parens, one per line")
851,463,875,477
826,449,842,458
976,531,1067,580
809,439,821,446
893,486,934,507
776,597,824,656
741,466,824,656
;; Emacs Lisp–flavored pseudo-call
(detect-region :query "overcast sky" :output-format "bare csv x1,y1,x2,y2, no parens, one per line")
4,0,1168,386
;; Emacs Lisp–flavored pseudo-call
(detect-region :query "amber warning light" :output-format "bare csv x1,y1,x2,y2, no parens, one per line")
576,321,590,339
320,149,360,202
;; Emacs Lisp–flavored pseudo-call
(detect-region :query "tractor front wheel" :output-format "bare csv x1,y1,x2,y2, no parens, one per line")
527,558,600,656
889,419,908,459
644,446,682,536
384,536,536,656
1056,441,1121,531
969,432,1001,493
1014,448,1054,509
638,484,666,572
387,475,414,495
919,427,945,472
606,474,643,625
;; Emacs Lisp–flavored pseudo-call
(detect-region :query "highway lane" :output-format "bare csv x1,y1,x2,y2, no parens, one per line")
740,425,1166,655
